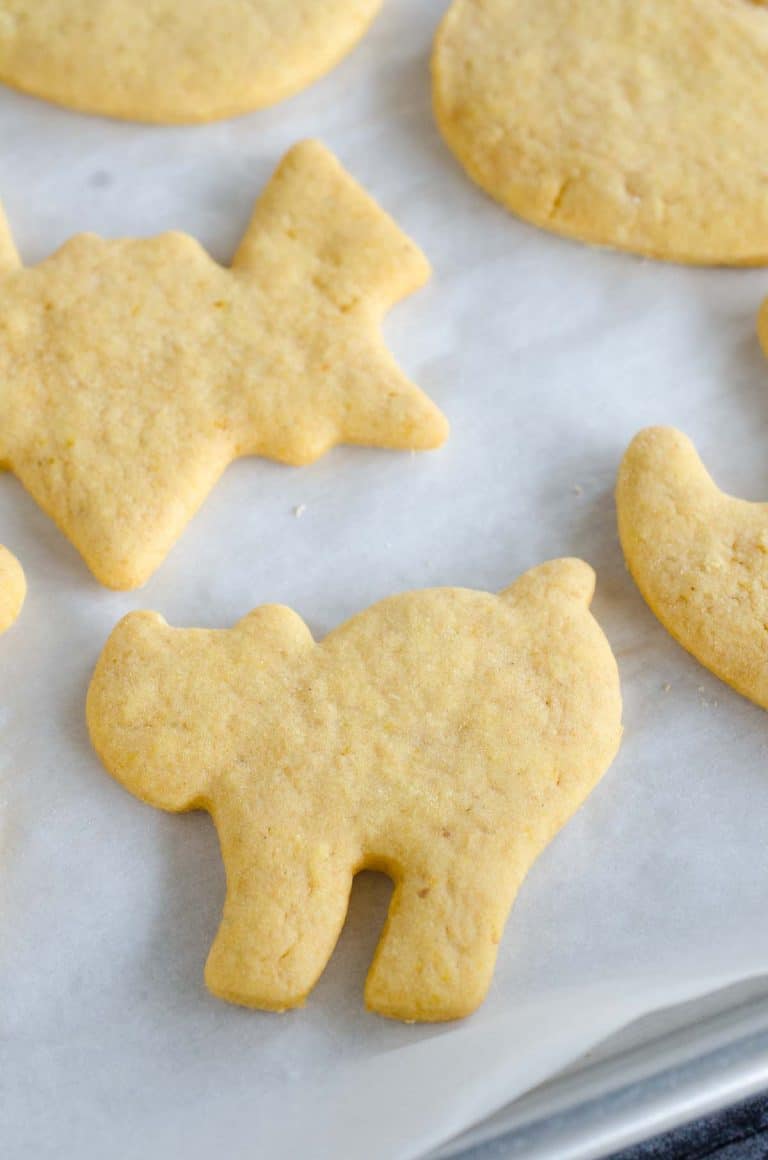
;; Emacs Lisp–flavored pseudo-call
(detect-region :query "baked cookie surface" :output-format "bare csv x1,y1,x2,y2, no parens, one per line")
0,141,446,590
87,560,622,1022
433,0,768,264
618,427,768,707
0,0,383,123
0,545,24,634
759,297,768,358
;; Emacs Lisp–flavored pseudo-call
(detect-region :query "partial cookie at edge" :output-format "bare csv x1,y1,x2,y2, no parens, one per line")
0,545,25,634
433,0,768,264
617,426,768,708
0,0,384,123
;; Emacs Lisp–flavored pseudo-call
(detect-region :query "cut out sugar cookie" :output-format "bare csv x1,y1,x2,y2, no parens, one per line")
0,141,447,591
433,0,768,264
759,298,768,358
87,559,623,1022
617,427,768,708
0,545,24,634
0,0,383,123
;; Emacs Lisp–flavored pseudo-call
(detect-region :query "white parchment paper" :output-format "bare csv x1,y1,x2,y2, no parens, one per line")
3,3,768,1156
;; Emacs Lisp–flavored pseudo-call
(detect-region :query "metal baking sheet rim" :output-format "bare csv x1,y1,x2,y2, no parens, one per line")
431,981,768,1159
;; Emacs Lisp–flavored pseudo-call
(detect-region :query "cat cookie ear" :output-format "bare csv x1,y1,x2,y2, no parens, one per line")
234,604,315,652
0,205,20,270
501,559,596,609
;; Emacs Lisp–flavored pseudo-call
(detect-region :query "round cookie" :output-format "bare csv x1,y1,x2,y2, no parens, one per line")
432,0,768,264
0,0,383,123
0,545,25,635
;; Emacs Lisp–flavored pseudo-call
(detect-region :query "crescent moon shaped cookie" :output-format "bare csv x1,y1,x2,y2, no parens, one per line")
0,141,447,591
0,546,24,634
87,560,623,1022
617,426,768,708
433,0,768,264
0,0,383,123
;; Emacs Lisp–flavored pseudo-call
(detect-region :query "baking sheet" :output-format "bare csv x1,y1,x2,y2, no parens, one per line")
3,3,768,1157
433,977,768,1158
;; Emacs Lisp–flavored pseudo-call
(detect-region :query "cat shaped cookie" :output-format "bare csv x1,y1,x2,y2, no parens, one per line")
0,141,447,590
87,560,623,1022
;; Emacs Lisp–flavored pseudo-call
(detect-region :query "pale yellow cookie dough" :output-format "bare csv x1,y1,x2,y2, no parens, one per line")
87,559,623,1022
0,0,383,123
618,427,768,708
0,545,24,634
759,297,768,358
433,0,768,264
0,141,447,591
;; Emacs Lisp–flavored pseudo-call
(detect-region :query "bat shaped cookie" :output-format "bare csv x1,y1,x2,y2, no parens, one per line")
0,545,24,634
0,141,447,590
87,560,623,1022
618,426,768,708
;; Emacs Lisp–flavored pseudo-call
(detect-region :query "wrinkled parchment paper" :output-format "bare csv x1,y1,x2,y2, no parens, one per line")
3,3,768,1156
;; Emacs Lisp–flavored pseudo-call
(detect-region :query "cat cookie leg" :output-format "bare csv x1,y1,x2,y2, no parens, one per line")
365,861,516,1022
206,837,355,1011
